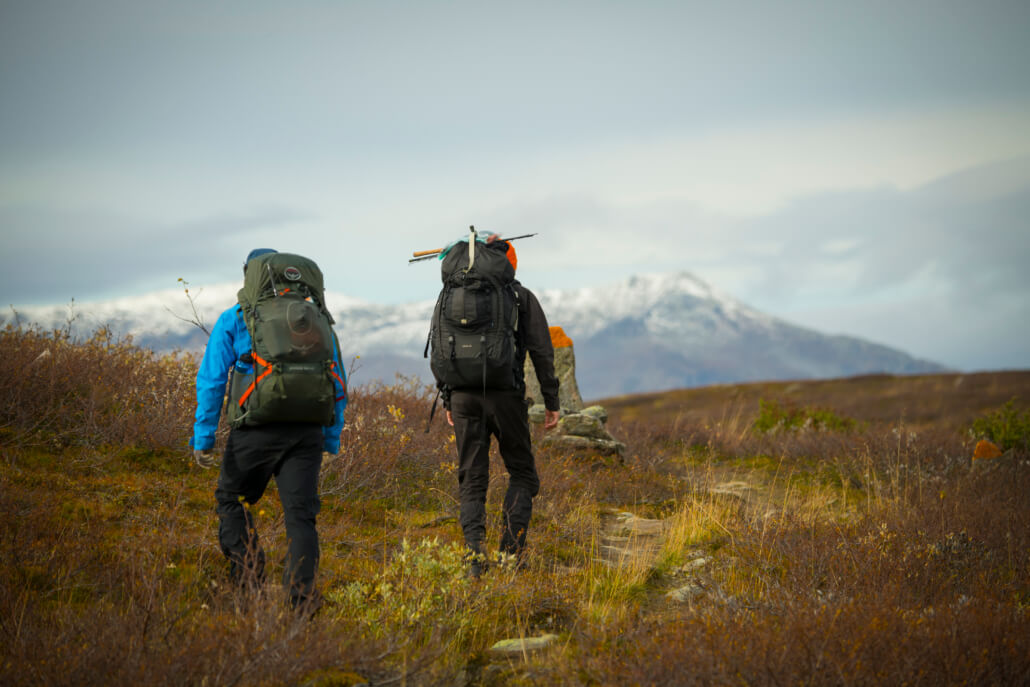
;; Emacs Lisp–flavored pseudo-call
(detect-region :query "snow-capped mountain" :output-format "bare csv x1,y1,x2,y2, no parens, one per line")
4,272,947,399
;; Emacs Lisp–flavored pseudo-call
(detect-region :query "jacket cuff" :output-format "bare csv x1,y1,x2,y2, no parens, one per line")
191,436,215,451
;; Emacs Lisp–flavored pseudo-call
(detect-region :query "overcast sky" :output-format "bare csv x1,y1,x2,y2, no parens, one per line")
2,0,1028,372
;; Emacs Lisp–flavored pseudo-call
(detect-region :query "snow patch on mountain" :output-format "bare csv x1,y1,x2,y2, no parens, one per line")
3,271,946,396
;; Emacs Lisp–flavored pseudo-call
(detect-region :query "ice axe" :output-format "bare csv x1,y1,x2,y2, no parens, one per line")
408,229,538,263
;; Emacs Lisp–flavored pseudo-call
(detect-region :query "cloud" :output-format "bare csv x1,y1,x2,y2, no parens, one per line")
462,155,1030,370
0,205,313,305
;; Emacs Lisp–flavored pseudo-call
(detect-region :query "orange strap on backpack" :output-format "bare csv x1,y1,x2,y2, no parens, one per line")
238,354,348,406
237,353,273,407
330,362,347,402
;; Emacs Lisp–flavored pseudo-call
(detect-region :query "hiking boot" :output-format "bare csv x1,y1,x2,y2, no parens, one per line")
291,588,324,620
464,547,488,579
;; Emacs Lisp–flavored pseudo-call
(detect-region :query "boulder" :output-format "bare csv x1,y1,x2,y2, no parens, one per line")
557,413,612,441
524,326,584,412
581,405,608,424
525,325,624,457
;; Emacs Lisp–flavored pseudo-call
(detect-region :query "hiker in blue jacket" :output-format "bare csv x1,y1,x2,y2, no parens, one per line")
190,248,346,611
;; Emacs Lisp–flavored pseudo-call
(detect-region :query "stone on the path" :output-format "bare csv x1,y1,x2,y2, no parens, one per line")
541,434,626,458
612,512,666,537
666,583,705,603
709,481,756,500
488,634,560,657
679,557,709,572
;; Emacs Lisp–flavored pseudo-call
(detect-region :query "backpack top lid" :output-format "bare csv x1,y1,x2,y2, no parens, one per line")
439,239,515,285
239,252,326,307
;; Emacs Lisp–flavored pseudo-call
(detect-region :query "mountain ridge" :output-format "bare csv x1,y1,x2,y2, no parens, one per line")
4,271,948,399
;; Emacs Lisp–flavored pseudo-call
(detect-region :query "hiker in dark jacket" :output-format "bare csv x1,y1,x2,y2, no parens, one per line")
441,234,560,576
190,248,346,611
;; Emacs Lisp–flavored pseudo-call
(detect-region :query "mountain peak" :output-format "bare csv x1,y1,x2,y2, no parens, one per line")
2,270,946,397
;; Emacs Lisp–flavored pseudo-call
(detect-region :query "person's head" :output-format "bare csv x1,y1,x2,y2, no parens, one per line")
243,248,277,274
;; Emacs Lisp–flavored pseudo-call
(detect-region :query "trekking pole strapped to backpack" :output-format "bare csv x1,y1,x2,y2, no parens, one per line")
408,231,537,263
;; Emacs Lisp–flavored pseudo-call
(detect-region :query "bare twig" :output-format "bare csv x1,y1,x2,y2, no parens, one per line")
165,278,211,337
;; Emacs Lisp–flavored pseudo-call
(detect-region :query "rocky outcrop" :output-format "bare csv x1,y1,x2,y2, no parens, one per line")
527,327,625,458
524,326,584,412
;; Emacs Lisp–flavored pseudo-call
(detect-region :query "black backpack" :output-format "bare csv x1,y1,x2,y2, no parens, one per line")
426,231,520,392
227,252,345,428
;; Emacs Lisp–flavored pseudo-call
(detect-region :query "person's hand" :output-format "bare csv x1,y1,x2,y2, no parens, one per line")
446,410,455,427
193,449,218,469
544,409,560,430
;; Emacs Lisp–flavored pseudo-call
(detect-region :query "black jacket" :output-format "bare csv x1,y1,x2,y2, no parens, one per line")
513,282,560,412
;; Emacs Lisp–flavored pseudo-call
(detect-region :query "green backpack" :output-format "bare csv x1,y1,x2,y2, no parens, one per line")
227,253,345,428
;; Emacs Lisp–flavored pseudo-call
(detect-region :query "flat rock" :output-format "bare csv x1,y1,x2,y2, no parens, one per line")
541,434,626,458
612,513,665,537
679,557,709,572
709,481,756,499
488,634,560,657
667,583,705,603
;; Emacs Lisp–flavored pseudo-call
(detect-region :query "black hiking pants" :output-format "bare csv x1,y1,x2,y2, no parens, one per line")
215,423,323,606
451,389,540,559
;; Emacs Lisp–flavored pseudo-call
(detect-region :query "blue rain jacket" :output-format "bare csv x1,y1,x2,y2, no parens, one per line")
190,304,347,453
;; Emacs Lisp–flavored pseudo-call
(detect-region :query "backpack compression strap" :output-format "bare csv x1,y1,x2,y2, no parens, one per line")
330,362,346,401
237,354,348,407
237,353,274,408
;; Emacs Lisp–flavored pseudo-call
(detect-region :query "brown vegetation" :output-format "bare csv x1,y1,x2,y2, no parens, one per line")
1,325,1028,685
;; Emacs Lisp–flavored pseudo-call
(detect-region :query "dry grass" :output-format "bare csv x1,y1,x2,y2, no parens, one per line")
1,326,1028,685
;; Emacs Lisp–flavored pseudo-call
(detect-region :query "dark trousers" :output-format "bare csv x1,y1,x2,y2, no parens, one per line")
215,423,323,604
451,389,540,558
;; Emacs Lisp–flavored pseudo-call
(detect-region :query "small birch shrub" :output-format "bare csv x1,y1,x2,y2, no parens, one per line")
970,399,1030,452
329,538,474,641
753,398,858,434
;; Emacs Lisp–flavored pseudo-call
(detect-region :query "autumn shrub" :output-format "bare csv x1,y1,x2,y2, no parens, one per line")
2,328,1028,686
0,325,195,454
321,376,455,509
560,598,1030,686
970,399,1030,452
753,398,858,434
